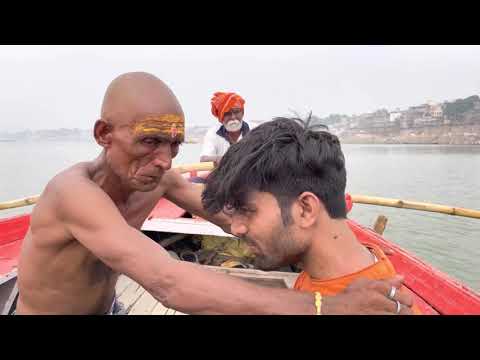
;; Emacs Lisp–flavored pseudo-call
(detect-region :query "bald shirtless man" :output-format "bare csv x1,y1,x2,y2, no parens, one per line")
16,72,413,315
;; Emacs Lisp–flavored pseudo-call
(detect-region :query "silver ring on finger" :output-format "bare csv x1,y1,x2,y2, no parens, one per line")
388,286,396,300
395,300,401,314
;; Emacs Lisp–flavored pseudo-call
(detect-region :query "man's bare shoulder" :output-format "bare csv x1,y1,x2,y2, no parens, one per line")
43,162,96,197
36,161,104,217
28,162,99,246
36,161,130,235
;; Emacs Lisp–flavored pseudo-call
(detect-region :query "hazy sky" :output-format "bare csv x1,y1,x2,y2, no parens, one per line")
1,45,480,131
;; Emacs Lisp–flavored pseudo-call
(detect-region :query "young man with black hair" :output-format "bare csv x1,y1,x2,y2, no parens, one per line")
202,117,420,314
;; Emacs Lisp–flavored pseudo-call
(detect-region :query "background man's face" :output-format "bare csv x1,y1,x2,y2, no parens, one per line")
228,191,306,270
222,108,244,132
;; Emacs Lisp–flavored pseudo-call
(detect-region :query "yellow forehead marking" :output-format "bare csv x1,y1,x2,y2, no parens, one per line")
132,114,185,139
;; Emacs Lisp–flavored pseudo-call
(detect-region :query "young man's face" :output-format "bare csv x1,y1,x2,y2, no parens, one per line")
106,114,184,192
228,191,307,270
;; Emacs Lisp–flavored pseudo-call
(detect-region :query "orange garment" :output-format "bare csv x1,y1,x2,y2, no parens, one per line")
211,92,245,123
294,243,422,314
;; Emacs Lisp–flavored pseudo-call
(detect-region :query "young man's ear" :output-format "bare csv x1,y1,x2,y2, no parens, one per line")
293,192,321,228
94,119,113,148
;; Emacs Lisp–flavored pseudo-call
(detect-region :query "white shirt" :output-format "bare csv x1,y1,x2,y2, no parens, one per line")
200,122,251,158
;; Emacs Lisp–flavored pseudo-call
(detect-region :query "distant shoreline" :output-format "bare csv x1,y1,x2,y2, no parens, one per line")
1,138,479,146
340,141,480,146
2,124,480,146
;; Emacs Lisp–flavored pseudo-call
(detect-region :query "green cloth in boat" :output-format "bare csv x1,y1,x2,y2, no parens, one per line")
200,235,254,260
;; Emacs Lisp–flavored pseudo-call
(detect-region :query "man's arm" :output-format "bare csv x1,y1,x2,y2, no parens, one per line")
162,169,232,233
56,176,309,314
56,177,413,315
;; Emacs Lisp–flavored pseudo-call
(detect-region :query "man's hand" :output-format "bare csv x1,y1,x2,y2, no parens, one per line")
163,169,232,233
321,275,413,315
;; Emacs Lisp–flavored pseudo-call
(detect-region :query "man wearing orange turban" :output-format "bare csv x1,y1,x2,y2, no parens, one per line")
200,92,251,164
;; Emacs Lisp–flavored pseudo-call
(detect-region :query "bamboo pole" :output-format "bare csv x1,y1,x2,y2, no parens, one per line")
0,162,215,211
373,215,388,235
0,195,39,211
173,161,214,174
351,195,480,220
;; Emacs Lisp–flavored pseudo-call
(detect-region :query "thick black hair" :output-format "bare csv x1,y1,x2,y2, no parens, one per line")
202,115,347,224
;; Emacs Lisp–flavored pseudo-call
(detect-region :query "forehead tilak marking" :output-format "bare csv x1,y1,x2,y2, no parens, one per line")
131,114,185,139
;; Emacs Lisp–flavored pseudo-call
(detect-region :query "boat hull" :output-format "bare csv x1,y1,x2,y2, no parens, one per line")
2,182,479,314
0,214,28,313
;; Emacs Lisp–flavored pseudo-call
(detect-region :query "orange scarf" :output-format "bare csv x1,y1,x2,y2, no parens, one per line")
294,243,422,314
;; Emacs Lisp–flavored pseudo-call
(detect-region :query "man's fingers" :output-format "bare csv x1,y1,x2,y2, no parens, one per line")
368,277,399,297
370,276,413,309
383,297,413,315
345,277,371,290
388,299,414,315
392,288,414,308
338,276,415,314
399,304,414,315
380,276,414,308
386,275,405,289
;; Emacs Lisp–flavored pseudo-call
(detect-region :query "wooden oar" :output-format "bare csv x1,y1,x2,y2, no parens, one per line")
0,162,215,211
351,195,480,219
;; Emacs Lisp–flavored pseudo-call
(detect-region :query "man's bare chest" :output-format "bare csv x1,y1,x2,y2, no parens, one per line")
118,193,162,229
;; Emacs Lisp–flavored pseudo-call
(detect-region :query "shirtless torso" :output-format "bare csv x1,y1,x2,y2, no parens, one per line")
17,161,172,314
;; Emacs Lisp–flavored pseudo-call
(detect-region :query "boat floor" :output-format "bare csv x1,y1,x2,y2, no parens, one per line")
115,266,298,315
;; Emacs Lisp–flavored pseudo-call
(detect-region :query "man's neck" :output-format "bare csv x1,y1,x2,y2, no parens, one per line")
89,152,134,206
227,130,241,143
301,219,375,280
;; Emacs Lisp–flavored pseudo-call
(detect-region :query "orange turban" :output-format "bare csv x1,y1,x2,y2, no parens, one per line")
211,92,245,123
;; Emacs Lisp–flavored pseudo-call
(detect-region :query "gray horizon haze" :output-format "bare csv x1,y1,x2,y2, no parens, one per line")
1,45,479,132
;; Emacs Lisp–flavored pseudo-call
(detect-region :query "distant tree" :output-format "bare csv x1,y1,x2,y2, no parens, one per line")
444,95,480,120
313,114,349,126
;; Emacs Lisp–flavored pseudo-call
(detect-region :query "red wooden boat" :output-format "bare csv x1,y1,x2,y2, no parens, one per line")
0,214,28,313
2,171,480,315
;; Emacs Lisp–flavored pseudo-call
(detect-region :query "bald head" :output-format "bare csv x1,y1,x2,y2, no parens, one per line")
101,72,184,125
